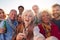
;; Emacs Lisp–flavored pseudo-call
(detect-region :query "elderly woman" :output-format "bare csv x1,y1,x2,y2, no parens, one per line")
0,9,6,40
33,11,60,40
12,10,34,40
13,10,45,40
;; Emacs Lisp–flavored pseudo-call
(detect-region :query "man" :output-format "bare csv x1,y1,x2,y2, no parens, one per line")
52,4,60,31
5,9,18,40
18,5,24,15
32,5,40,25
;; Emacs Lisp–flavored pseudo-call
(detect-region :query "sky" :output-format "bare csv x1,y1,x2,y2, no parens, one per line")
0,0,60,14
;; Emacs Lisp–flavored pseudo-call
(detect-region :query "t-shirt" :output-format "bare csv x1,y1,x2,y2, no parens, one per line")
52,19,60,31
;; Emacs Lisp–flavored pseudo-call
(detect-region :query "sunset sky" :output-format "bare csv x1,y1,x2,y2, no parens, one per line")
0,0,60,14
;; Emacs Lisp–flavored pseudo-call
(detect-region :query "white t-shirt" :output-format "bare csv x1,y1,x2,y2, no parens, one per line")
33,26,45,40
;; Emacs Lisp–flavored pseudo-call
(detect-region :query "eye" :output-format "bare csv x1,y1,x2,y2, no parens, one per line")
2,12,4,14
0,13,1,14
29,15,32,17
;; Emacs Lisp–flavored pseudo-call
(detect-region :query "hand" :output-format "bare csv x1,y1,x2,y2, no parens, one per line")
0,28,5,33
16,33,26,40
46,36,58,40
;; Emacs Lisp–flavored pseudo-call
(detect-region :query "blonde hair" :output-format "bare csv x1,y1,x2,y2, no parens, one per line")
40,10,52,21
22,10,34,21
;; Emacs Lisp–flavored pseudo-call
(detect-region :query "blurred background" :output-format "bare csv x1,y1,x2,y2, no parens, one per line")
0,0,60,14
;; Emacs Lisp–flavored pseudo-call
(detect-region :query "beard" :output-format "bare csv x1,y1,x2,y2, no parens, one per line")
53,13,60,18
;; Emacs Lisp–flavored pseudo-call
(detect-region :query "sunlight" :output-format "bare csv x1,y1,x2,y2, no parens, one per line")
0,0,60,14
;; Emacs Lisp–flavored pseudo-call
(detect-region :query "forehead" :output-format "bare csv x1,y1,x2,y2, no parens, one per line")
53,6,60,10
32,6,38,9
0,10,3,12
41,12,49,16
10,11,17,15
25,12,32,16
19,7,24,9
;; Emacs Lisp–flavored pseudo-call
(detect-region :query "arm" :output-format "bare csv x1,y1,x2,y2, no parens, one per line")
33,26,45,40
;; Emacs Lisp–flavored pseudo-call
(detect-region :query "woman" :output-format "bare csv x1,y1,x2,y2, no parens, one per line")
12,10,34,40
12,14,24,40
0,9,6,40
13,10,45,40
33,11,60,40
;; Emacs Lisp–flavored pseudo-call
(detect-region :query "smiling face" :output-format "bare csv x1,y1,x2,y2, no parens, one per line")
18,7,24,14
52,6,60,18
23,10,34,26
41,11,51,24
0,9,5,19
32,5,39,14
17,15,22,23
9,10,17,21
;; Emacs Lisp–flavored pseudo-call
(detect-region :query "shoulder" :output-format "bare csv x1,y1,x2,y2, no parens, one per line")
51,22,58,27
51,22,59,30
14,20,18,26
38,23,42,28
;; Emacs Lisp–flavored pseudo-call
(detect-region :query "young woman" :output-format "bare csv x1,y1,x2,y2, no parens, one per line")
0,9,6,40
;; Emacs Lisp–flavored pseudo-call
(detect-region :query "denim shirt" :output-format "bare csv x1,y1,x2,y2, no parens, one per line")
4,19,18,40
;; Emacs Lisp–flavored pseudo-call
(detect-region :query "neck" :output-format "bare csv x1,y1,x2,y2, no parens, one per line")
19,12,22,15
24,22,29,28
42,22,51,25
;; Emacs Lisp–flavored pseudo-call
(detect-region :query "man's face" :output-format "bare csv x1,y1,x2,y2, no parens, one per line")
18,7,24,13
32,5,39,13
9,10,17,21
52,6,60,18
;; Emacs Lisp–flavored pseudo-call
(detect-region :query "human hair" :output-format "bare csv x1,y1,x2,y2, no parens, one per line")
40,10,52,21
32,5,39,9
52,4,60,8
9,9,17,14
18,5,24,10
0,8,6,19
22,10,34,23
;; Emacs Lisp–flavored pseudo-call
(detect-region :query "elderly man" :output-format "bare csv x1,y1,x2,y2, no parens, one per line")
5,9,18,40
32,5,40,26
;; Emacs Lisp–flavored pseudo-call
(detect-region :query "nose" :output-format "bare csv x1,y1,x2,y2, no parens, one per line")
26,16,29,20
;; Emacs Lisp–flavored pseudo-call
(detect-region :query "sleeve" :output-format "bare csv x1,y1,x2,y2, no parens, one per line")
33,26,40,36
33,26,45,40
33,26,45,38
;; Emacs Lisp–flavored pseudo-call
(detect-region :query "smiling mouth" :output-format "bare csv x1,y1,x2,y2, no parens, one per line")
25,20,29,22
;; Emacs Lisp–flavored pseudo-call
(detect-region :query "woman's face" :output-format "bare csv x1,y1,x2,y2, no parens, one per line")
41,12,51,24
24,12,33,25
17,15,22,22
0,10,4,19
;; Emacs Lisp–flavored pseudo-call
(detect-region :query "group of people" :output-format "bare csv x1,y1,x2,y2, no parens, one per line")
0,3,60,40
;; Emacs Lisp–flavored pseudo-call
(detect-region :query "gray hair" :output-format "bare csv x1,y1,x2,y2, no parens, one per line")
39,10,52,21
22,10,34,21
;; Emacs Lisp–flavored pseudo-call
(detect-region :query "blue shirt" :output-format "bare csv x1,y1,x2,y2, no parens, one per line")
5,20,18,40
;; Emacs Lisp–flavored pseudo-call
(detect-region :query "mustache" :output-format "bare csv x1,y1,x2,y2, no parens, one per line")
53,13,60,16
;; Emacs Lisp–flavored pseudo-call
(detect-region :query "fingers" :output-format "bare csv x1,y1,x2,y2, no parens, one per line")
0,28,5,33
16,33,26,40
